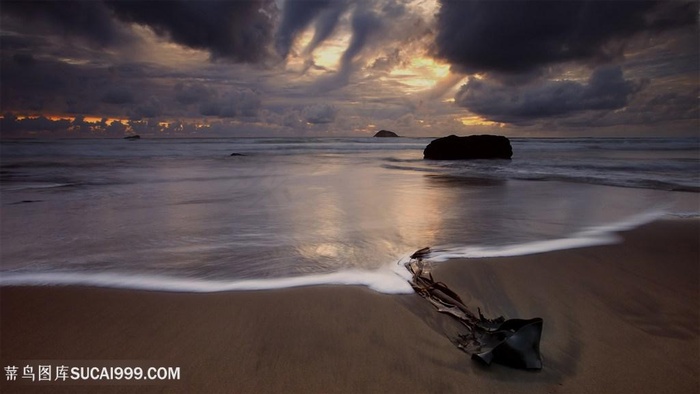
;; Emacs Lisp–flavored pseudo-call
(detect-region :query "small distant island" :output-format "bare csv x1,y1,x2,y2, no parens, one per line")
373,130,399,138
124,135,141,140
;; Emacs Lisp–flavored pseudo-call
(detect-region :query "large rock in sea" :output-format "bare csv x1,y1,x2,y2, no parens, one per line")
423,135,512,160
373,129,399,138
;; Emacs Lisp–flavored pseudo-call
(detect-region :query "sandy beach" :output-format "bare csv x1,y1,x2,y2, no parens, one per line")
1,219,698,393
3,1,699,392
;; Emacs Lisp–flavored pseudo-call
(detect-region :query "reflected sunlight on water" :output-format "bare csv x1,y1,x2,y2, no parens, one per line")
1,138,697,293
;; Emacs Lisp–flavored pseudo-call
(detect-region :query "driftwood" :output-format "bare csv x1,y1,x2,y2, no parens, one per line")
406,247,543,370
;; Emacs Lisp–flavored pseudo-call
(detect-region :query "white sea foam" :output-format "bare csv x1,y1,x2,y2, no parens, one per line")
425,209,668,262
0,268,416,295
0,209,678,295
665,211,700,219
4,182,74,191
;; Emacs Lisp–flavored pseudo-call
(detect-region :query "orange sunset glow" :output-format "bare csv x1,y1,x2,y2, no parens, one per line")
0,0,697,137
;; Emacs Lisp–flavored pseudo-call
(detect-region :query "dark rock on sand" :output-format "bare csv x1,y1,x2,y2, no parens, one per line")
423,135,512,160
230,153,246,156
373,130,399,138
124,135,140,140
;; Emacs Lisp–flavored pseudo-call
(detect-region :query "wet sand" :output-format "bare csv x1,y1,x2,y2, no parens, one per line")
1,219,698,393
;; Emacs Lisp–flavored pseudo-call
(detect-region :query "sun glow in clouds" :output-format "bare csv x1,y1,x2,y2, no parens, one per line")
388,56,451,90
6,114,129,125
312,38,349,70
457,116,505,127
286,27,350,73
81,116,128,124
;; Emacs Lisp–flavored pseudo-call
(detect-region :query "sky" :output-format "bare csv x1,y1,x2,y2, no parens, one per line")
1,0,698,138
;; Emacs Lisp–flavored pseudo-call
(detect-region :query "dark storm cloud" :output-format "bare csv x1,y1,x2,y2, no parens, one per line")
2,0,277,62
586,84,700,128
101,87,135,105
130,96,163,120
199,89,261,118
11,53,36,67
276,0,415,75
0,114,71,134
174,83,214,106
640,90,699,123
1,50,171,119
455,66,643,124
341,8,382,71
106,0,276,62
312,5,385,90
302,103,337,124
276,0,336,58
1,53,74,112
1,29,269,120
301,2,348,56
1,33,47,53
434,1,698,76
1,0,132,47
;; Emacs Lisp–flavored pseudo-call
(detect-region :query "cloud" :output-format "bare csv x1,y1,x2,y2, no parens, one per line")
369,48,403,72
106,0,276,62
130,96,163,119
303,103,337,124
199,89,262,118
276,0,341,58
0,114,70,134
105,119,127,134
282,0,432,92
301,3,348,57
101,87,135,104
639,90,699,123
455,66,643,124
3,0,278,63
1,54,80,114
1,0,697,137
433,1,697,78
174,83,214,105
570,82,700,129
281,110,304,129
1,0,133,47
339,8,382,74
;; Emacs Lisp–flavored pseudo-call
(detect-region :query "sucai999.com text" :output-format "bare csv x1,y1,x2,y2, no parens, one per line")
4,364,180,383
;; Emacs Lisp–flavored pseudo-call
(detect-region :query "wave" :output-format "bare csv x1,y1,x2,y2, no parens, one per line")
425,209,668,261
3,182,75,191
383,160,699,192
511,137,699,152
507,174,700,193
0,267,416,295
666,211,700,219
0,209,679,295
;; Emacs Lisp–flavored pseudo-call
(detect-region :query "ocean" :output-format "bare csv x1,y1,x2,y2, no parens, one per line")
1,137,698,293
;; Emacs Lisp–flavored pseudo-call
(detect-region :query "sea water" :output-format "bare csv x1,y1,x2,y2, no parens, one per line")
1,137,698,293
